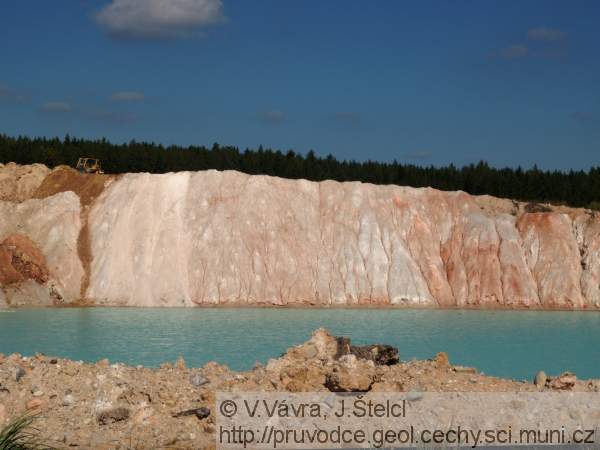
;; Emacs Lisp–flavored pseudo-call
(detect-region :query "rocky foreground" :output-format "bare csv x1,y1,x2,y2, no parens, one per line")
2,162,600,308
0,329,598,449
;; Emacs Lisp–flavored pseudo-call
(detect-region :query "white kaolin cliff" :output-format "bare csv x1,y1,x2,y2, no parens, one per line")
1,163,599,308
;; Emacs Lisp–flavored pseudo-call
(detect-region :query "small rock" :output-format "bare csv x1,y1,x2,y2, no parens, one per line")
49,359,57,364
15,367,26,382
173,407,210,420
324,364,375,392
97,358,109,367
97,407,130,425
453,365,477,374
26,398,46,411
360,344,399,365
62,394,75,406
190,373,209,387
406,391,423,401
61,365,78,376
132,406,153,425
549,372,577,390
434,352,450,367
534,371,547,387
302,343,319,359
32,390,44,397
175,356,186,370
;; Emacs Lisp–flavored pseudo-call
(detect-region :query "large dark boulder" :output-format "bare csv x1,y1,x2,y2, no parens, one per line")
335,336,399,366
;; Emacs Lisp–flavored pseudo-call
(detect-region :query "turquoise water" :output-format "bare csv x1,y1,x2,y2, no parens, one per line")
0,308,599,380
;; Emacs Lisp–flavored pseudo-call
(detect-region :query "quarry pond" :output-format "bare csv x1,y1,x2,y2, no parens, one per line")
1,308,599,380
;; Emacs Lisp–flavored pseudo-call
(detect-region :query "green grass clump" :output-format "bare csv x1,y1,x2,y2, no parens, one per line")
0,414,58,450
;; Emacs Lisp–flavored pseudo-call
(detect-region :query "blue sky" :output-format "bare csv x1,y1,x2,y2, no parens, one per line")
1,0,599,169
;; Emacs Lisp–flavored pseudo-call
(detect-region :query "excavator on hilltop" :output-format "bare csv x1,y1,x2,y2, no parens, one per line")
76,157,104,174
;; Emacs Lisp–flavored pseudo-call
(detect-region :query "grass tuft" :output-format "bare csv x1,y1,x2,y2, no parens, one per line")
0,413,58,450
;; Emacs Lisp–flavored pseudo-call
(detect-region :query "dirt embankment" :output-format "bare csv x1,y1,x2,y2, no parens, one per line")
0,163,50,202
0,329,598,449
32,167,114,300
33,166,112,208
1,164,112,305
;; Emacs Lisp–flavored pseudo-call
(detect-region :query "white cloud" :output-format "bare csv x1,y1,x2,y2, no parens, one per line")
527,27,565,42
495,44,529,60
40,101,71,112
95,0,224,39
110,91,145,102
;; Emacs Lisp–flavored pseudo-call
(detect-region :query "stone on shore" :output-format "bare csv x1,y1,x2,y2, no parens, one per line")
189,373,208,387
97,407,130,425
434,352,450,367
172,407,210,420
534,370,547,388
549,372,577,390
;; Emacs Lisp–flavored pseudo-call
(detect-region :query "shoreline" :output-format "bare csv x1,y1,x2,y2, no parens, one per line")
5,303,600,312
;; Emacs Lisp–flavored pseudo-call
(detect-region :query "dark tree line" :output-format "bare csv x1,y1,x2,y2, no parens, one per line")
1,133,599,209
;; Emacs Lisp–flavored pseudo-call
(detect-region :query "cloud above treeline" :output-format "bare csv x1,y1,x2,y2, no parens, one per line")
95,0,225,39
527,27,565,42
110,91,145,102
40,101,72,112
495,44,529,60
0,84,30,103
493,26,566,60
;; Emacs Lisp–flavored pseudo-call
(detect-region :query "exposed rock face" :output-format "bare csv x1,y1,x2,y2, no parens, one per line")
85,170,600,308
2,164,600,308
0,191,83,306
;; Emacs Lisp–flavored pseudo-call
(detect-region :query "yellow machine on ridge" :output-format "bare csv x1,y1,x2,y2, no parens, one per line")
76,158,104,174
